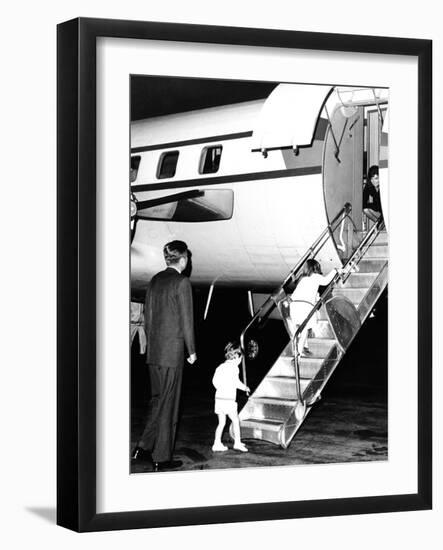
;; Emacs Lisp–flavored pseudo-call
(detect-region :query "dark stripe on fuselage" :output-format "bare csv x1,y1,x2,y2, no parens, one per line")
131,118,329,155
131,165,322,193
131,131,253,154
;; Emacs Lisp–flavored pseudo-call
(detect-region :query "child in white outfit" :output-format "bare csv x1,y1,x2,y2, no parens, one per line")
289,259,340,356
212,343,250,452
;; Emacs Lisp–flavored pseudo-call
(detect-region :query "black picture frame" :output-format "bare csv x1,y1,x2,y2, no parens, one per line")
57,17,432,532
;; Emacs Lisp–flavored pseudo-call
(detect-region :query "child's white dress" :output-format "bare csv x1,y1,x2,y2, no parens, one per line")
289,270,337,334
212,358,248,416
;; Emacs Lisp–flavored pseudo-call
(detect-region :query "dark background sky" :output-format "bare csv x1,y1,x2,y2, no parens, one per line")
131,75,277,120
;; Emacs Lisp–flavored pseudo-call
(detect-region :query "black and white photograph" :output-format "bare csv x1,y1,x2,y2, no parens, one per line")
129,76,389,474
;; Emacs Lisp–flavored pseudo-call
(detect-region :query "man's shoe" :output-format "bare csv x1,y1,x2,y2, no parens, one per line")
131,446,152,462
153,459,183,472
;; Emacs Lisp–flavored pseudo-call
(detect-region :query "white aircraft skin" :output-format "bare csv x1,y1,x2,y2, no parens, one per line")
130,84,388,295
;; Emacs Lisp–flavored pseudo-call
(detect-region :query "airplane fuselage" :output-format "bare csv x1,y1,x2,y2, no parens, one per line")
131,85,388,295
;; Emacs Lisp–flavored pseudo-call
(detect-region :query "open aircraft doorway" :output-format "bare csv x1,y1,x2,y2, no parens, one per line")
129,76,388,474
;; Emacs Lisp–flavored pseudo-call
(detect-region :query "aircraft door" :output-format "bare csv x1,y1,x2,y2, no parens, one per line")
323,105,364,233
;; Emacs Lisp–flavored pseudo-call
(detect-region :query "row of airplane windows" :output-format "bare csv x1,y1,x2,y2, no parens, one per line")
131,145,223,181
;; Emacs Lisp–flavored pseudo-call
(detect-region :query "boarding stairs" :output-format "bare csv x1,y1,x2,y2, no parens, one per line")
237,205,388,448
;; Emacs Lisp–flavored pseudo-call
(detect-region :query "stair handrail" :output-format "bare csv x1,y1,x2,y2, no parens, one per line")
285,216,385,406
239,202,353,387
340,218,386,283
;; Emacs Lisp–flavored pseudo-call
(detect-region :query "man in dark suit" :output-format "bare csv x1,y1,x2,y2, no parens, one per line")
132,240,197,471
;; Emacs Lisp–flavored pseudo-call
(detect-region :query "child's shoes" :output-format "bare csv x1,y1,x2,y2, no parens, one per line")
212,442,228,452
233,442,248,452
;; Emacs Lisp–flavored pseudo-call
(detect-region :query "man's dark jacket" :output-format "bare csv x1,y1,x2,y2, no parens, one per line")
144,267,195,368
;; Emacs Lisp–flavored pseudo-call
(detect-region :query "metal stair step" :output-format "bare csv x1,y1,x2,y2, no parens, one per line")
333,287,367,304
338,272,378,288
279,319,334,355
250,396,297,406
355,230,388,246
355,258,387,273
240,418,283,432
242,396,298,422
305,337,336,358
283,306,329,323
298,356,326,378
364,243,388,258
271,352,327,379
277,338,335,361
268,355,297,377
239,417,284,445
253,376,310,399
357,262,388,322
376,231,388,245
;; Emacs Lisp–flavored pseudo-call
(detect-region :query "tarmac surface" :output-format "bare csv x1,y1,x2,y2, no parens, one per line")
131,391,387,474
130,289,388,474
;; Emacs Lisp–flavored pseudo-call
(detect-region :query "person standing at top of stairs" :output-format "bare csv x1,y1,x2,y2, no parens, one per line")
289,259,341,357
363,165,383,224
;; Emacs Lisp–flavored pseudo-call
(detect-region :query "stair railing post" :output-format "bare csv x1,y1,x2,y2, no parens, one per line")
292,332,304,404
240,335,248,390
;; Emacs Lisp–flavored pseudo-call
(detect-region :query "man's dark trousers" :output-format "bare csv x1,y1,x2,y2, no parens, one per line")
139,364,184,463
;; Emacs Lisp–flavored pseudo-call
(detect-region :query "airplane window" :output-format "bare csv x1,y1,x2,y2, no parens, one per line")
130,155,141,183
137,189,233,222
157,151,179,179
199,145,222,174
